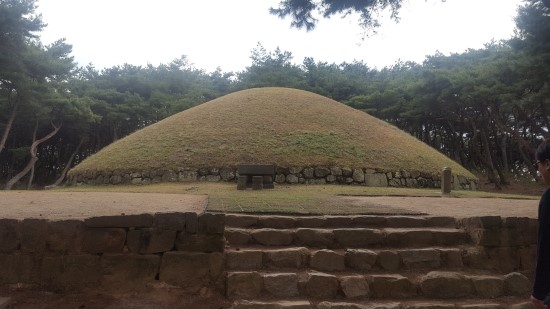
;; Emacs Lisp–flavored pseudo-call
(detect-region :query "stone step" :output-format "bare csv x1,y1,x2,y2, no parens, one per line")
230,299,531,309
225,247,475,272
225,214,457,229
225,227,471,248
226,270,531,301
0,297,11,309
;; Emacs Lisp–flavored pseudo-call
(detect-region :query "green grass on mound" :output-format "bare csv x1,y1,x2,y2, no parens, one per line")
69,87,476,179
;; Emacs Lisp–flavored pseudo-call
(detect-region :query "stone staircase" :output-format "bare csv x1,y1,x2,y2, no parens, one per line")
223,214,534,309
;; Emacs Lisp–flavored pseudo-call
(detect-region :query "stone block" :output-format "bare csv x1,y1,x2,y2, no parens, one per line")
264,247,309,269
295,228,334,247
127,228,176,254
352,169,365,182
367,274,417,298
231,300,312,309
41,255,101,291
340,275,369,298
82,228,126,254
377,250,401,271
0,296,11,309
325,216,354,227
258,216,296,229
225,229,251,246
0,219,19,253
310,249,345,272
303,168,314,179
0,254,38,284
304,272,339,298
510,302,534,309
398,248,441,269
438,248,464,268
19,219,48,253
226,271,263,298
420,271,474,298
365,173,388,187
84,214,153,228
185,212,198,233
351,216,386,227
345,249,377,270
178,169,198,182
237,175,247,190
385,216,426,228
470,276,504,298
225,215,258,228
175,232,225,253
426,217,457,228
518,246,536,271
384,229,433,247
226,250,263,270
407,304,455,309
100,254,160,289
46,220,85,254
333,229,383,247
153,212,186,230
460,216,502,229
469,229,502,247
198,213,225,234
485,247,520,272
315,167,331,178
275,174,286,183
160,252,223,292
503,272,531,296
252,176,263,189
463,247,493,270
432,230,470,246
297,217,326,228
263,273,299,297
251,229,293,246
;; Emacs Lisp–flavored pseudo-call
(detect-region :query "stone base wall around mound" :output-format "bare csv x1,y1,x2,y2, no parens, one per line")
69,166,478,190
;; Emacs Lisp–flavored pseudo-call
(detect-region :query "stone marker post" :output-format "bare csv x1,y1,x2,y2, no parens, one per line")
237,176,247,190
441,167,452,194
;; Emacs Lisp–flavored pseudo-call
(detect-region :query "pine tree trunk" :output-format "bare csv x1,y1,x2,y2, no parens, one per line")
0,99,19,155
45,138,84,189
4,123,62,190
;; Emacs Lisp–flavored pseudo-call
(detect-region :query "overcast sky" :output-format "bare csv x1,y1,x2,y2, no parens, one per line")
36,0,521,73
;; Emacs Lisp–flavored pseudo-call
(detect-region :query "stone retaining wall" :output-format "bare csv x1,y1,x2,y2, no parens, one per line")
459,216,538,273
0,212,225,293
68,166,478,190
0,213,535,294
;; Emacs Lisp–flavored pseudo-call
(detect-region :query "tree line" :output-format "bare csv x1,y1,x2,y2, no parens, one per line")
1,0,548,189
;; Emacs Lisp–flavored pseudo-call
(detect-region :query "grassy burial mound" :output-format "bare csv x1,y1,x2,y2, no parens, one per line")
69,87,477,188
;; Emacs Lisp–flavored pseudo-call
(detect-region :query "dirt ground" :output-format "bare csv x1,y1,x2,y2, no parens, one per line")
0,191,207,220
0,189,541,220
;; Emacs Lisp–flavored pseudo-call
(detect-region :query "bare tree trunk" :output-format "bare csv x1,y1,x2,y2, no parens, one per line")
480,127,502,189
26,121,39,190
45,138,84,189
500,134,509,173
488,107,535,158
0,98,19,155
4,122,62,190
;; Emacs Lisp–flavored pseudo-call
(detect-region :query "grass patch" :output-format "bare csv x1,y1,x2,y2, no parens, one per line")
55,183,538,215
